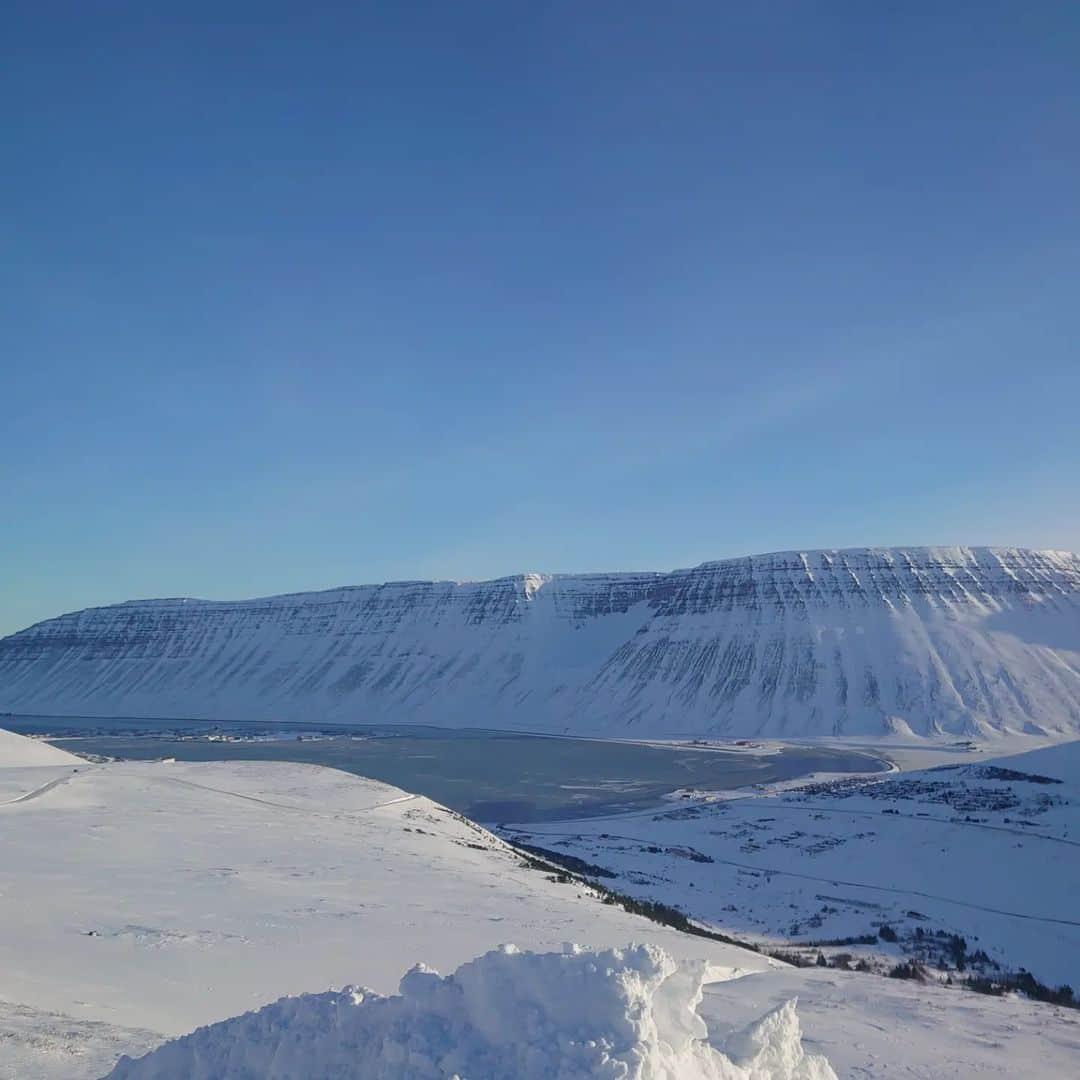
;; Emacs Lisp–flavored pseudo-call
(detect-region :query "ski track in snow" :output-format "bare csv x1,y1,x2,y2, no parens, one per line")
0,768,88,806
149,774,419,819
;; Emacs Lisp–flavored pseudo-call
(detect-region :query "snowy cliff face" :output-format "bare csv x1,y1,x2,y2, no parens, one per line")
2,547,1079,739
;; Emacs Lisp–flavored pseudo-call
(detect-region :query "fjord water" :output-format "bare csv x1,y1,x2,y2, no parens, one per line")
9,714,885,822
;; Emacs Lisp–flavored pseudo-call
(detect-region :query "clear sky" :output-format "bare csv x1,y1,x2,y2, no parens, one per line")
4,2,1079,636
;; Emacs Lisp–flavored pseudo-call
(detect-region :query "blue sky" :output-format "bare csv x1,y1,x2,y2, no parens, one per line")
4,3,1079,635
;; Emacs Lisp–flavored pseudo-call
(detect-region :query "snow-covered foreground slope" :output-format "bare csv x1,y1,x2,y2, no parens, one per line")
105,944,836,1080
0,727,79,766
501,741,1080,990
0,751,770,1078
700,964,1080,1080
1,740,1077,1079
2,547,1079,740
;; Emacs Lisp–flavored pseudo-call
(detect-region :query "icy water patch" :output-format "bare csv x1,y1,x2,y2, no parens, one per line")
9,715,886,823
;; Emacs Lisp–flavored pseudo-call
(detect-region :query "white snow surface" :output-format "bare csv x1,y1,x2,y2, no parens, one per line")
0,748,768,1077
104,944,836,1080
701,965,1080,1080
1,743,1078,1078
0,727,79,766
2,546,1079,740
501,740,1080,988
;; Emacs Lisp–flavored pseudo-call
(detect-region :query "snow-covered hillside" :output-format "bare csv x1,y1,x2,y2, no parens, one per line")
1,547,1079,740
501,740,1080,990
2,739,1076,1079
0,750,766,1077
0,727,78,766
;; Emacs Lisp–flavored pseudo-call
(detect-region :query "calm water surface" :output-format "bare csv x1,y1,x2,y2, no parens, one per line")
7,714,887,823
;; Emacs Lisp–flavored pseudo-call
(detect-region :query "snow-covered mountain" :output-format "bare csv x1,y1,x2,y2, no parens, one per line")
2,546,1079,739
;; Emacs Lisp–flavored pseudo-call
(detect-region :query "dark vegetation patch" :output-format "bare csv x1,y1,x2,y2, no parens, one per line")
889,961,928,981
512,842,618,879
973,767,1061,785
965,970,1075,1007
801,934,878,947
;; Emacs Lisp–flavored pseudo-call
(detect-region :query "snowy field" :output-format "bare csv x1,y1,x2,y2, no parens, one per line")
1,730,1078,1078
500,741,1080,990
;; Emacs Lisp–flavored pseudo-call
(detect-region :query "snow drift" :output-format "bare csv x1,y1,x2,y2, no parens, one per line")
5,546,1080,740
104,943,836,1080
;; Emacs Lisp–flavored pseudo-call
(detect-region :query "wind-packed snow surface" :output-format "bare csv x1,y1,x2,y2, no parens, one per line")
2,547,1079,739
104,944,836,1080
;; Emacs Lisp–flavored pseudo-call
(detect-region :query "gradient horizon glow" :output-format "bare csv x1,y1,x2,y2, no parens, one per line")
4,3,1079,635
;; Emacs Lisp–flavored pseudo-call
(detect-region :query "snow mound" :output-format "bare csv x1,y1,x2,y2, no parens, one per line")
104,944,836,1080
0,727,79,766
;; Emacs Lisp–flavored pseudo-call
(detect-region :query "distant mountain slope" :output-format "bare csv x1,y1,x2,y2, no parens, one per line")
1,547,1079,739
